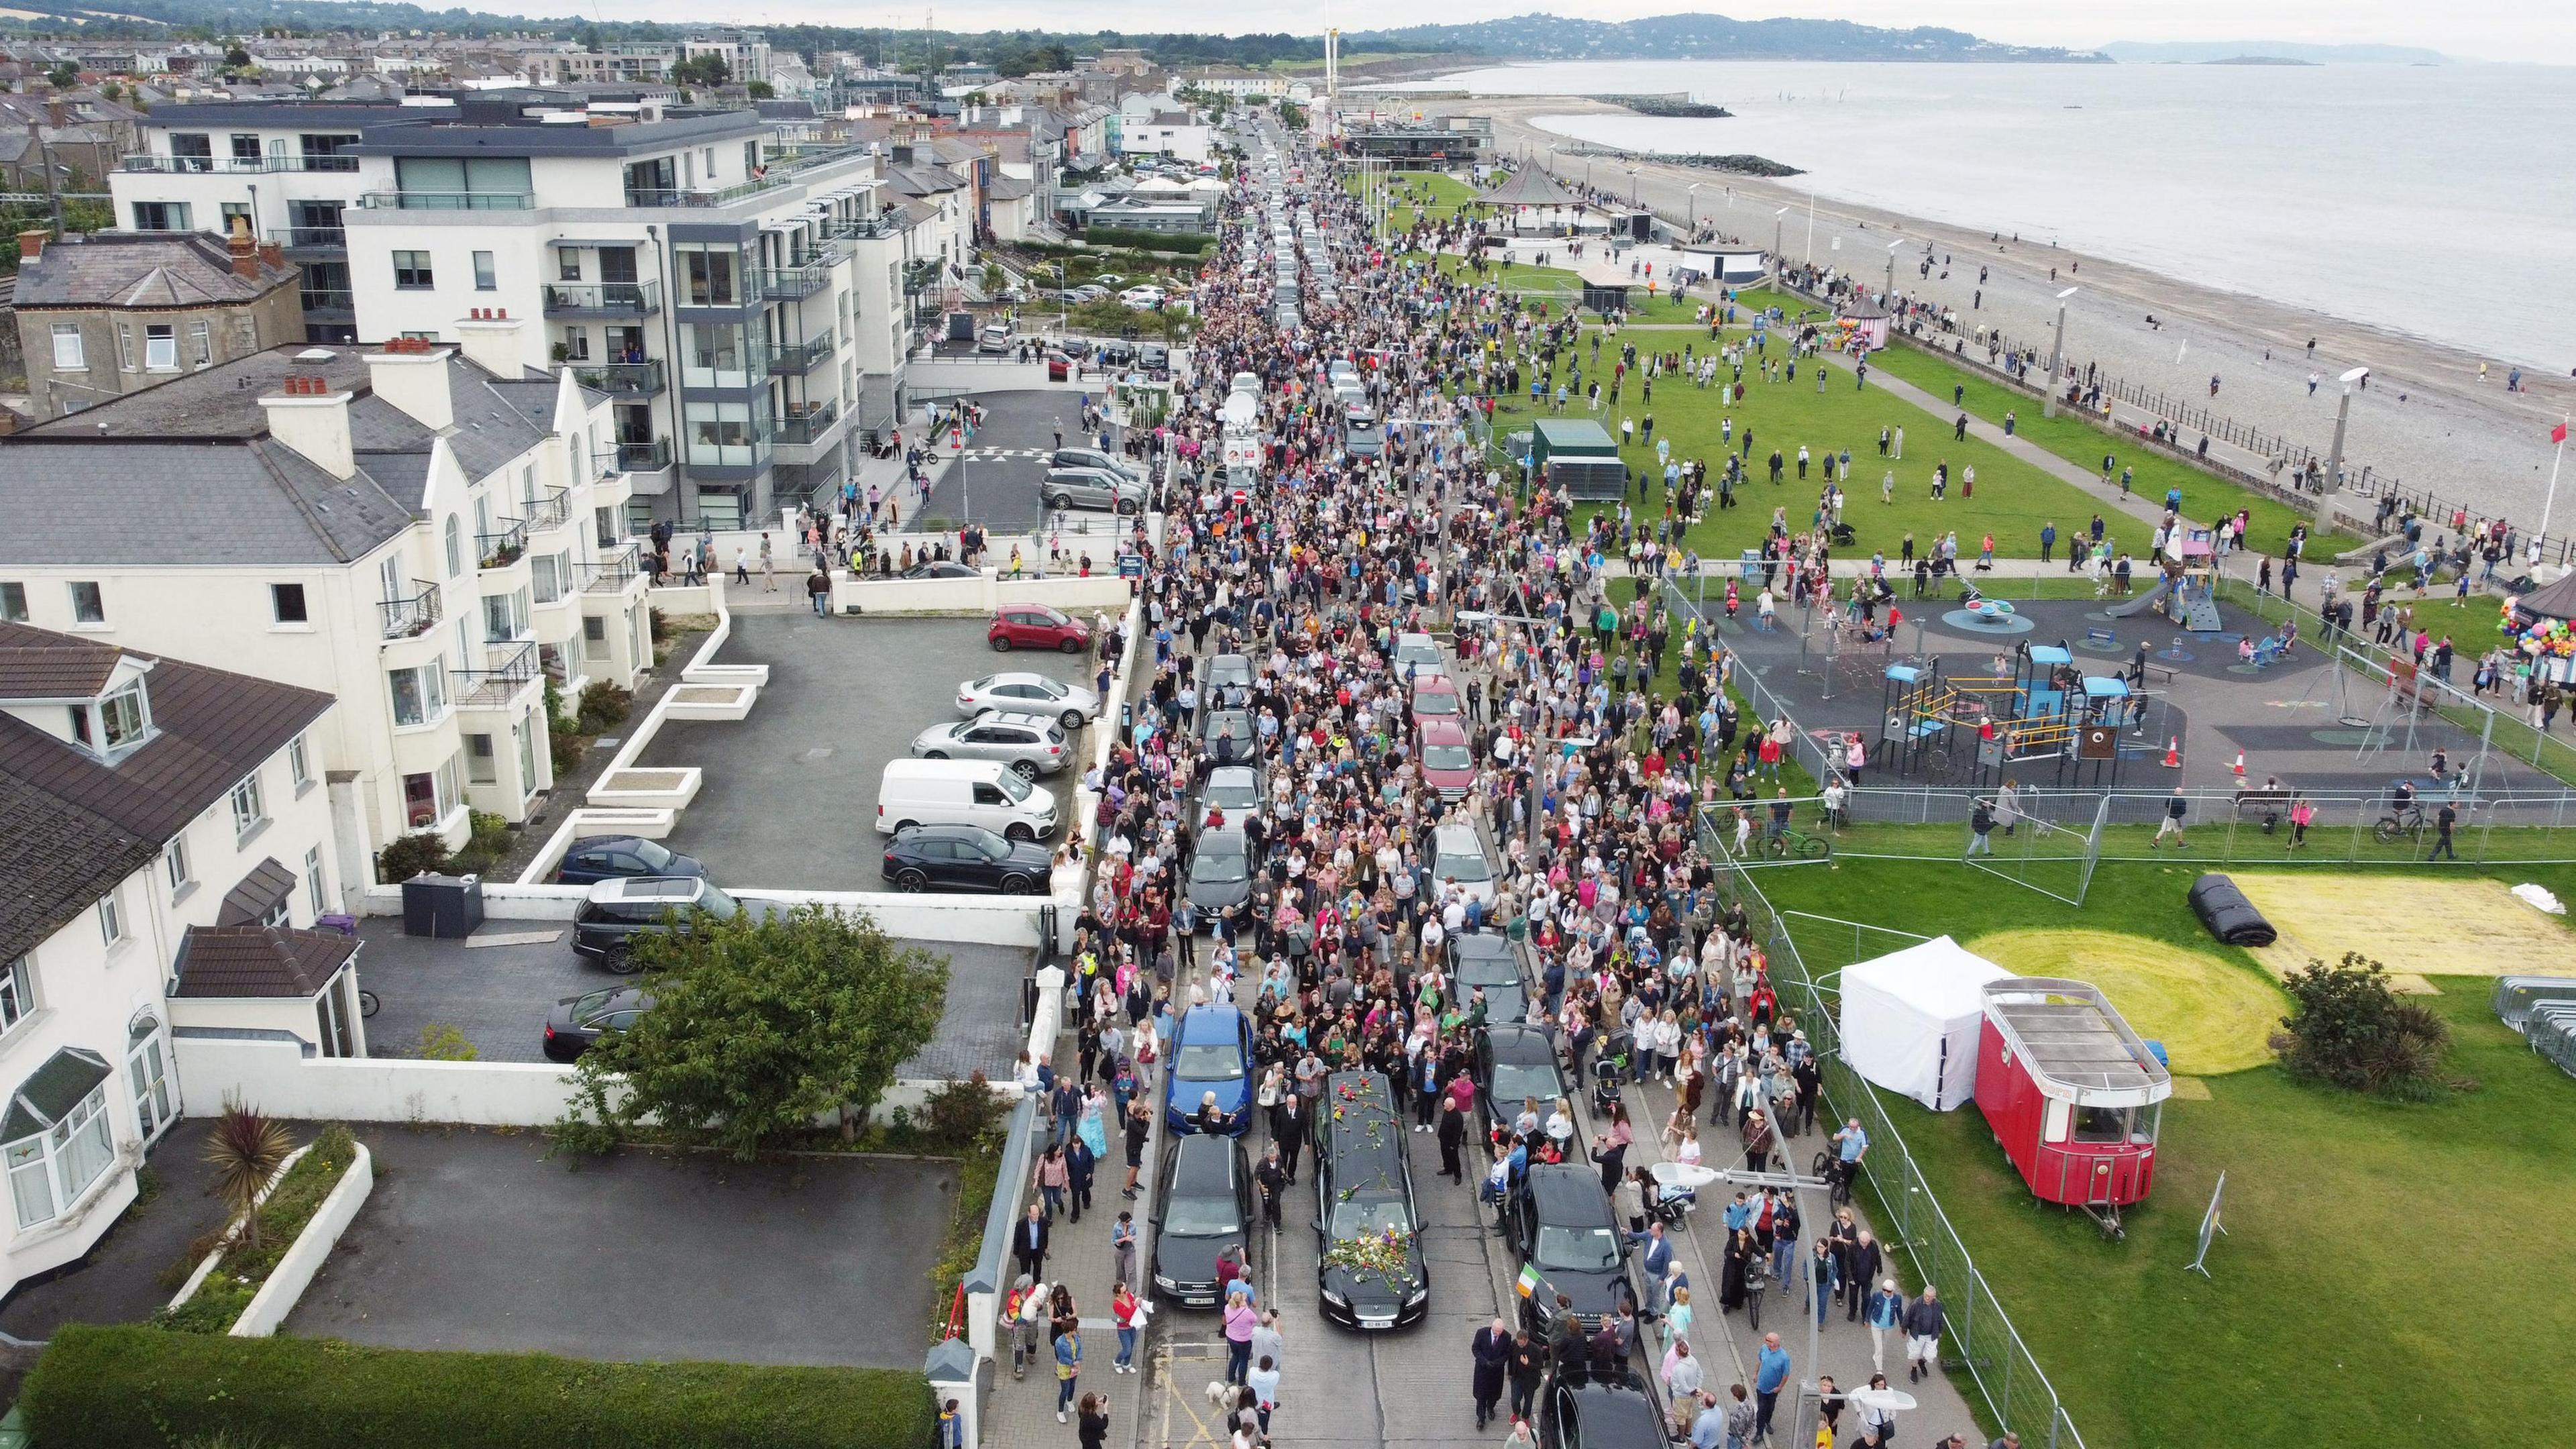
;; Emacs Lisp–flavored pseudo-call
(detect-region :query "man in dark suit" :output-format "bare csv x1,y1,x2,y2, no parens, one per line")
1012,1201,1050,1282
1470,1318,1512,1430
1271,1092,1308,1185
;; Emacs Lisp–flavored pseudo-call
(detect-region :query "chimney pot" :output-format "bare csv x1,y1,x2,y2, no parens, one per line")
17,228,44,261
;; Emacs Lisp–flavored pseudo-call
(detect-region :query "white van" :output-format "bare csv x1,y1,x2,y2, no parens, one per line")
875,758,1059,841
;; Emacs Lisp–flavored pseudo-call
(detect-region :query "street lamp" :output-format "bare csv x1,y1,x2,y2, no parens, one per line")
1882,236,1902,305
1770,205,1789,290
1686,181,1703,237
2320,366,2369,513
2041,284,2079,419
1625,163,1640,207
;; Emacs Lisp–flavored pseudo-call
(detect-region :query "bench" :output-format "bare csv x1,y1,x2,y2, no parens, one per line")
2231,788,2292,823
2137,660,2180,686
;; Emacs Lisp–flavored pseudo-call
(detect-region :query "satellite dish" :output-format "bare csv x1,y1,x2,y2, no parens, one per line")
1222,394,1256,427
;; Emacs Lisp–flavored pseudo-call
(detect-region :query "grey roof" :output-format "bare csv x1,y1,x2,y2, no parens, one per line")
0,1049,113,1142
217,857,299,926
1481,167,1577,207
2516,570,2576,622
15,229,296,309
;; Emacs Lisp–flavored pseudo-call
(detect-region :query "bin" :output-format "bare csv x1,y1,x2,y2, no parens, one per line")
400,873,486,938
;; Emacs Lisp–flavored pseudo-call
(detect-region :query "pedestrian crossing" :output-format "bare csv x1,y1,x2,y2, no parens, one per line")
951,447,1051,460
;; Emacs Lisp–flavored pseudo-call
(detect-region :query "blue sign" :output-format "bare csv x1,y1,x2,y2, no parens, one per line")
1117,552,1146,578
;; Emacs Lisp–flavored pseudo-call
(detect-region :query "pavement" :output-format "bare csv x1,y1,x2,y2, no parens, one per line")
640,612,1085,886
284,1126,956,1367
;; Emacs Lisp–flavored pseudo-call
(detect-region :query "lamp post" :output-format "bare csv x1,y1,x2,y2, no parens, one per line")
2041,284,2078,419
1686,182,1703,238
1804,173,1817,263
2320,366,2369,518
1625,163,1640,207
1771,206,1788,290
1882,236,1902,306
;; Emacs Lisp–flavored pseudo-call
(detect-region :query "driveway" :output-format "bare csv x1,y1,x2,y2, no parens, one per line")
284,1126,956,1368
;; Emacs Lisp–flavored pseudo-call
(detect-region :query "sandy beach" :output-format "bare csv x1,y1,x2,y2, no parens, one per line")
1421,96,2572,539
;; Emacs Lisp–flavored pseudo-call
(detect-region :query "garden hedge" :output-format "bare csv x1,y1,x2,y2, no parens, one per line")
22,1325,936,1449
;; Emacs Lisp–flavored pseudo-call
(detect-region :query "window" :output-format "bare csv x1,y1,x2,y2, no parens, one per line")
144,324,177,371
97,890,124,947
531,553,566,604
305,846,328,917
270,582,309,625
99,682,148,750
6,1073,116,1230
466,732,498,784
49,323,83,371
564,326,590,361
132,201,191,231
288,732,313,790
230,132,262,161
260,896,291,929
115,321,136,372
0,958,30,1036
558,249,582,282
66,705,91,747
189,319,212,366
388,662,447,727
393,250,434,289
165,837,193,891
473,250,497,290
678,246,740,306
582,613,608,660
0,583,23,623
595,506,619,548
68,582,104,626
444,515,464,578
229,772,266,838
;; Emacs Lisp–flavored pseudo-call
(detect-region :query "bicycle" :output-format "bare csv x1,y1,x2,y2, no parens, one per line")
1762,827,1833,862
358,989,380,1019
2372,801,2426,844
1741,1250,1770,1332
1811,1149,1856,1208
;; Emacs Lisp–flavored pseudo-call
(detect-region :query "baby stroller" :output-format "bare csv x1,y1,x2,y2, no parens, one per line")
1829,520,1858,548
1591,1031,1633,1116
1647,1160,1720,1221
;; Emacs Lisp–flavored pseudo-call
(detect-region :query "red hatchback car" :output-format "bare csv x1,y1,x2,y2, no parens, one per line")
1416,717,1477,798
989,604,1090,654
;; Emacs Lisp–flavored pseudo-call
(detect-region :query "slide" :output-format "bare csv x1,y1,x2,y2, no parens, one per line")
2102,578,2171,619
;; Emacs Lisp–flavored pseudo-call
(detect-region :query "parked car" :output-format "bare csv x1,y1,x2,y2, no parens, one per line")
1066,283,1112,304
1471,1023,1564,1138
1430,822,1496,908
1416,717,1475,799
1119,284,1166,309
988,604,1090,653
1409,675,1462,720
880,822,1051,894
876,757,1058,841
1163,1004,1255,1135
899,559,981,580
1449,932,1529,1025
1507,1165,1635,1334
1201,708,1258,766
572,877,778,971
542,985,654,1062
555,835,704,887
1314,1071,1428,1330
1393,631,1446,679
1043,466,1145,515
1138,342,1170,374
1184,826,1254,918
956,672,1099,729
976,323,1013,354
1050,446,1146,480
1152,1134,1254,1307
910,708,1071,777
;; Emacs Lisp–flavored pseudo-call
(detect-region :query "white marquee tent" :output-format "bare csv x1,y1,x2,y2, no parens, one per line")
1837,936,2017,1112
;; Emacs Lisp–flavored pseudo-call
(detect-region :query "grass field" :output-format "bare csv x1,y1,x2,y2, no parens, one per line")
1759,856,2576,1449
1351,171,1479,229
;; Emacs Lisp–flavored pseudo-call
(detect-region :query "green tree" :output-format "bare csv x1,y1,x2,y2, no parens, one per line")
555,905,949,1161
747,80,775,99
223,45,250,68
46,62,77,89
671,53,731,88
2269,951,2455,1099
202,1102,292,1252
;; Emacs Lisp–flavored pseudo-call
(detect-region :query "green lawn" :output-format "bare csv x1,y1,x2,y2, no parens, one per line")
1756,855,2576,1449
1352,170,1479,229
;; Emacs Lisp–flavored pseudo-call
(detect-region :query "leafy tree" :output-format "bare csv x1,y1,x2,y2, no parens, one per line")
555,905,949,1161
746,80,775,99
46,62,76,89
2269,951,2455,1099
202,1102,292,1252
223,45,250,68
670,52,731,88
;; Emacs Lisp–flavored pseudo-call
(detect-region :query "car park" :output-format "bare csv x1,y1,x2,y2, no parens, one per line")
1394,631,1446,678
1152,1134,1254,1307
554,835,704,887
1163,1004,1255,1135
1314,1071,1429,1330
879,822,1051,894
957,671,1099,729
910,709,1071,777
1416,717,1474,798
1449,931,1529,1024
1431,822,1496,907
1201,708,1258,765
1508,1165,1635,1334
988,603,1090,653
1184,826,1254,918
1472,1023,1564,1137
1043,466,1145,515
875,757,1059,841
572,877,778,970
542,985,653,1062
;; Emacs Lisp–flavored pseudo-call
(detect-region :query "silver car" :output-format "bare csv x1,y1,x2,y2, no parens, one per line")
910,709,1073,777
1043,466,1145,515
957,672,1100,730
1394,631,1446,679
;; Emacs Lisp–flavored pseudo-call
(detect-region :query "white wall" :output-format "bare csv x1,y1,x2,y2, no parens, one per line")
233,1142,374,1337
837,570,1136,616
176,1036,584,1125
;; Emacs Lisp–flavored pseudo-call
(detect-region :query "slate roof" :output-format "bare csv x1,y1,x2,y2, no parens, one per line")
1481,167,1577,208
171,924,356,999
216,857,298,926
15,230,296,309
0,621,334,963
0,644,119,700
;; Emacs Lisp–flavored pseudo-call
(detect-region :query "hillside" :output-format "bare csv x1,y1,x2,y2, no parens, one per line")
1345,13,2100,63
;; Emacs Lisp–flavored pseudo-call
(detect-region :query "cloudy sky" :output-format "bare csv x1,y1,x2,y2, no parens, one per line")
560,1,2567,66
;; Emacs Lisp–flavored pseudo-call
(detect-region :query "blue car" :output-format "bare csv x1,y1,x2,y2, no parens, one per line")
1163,1004,1255,1136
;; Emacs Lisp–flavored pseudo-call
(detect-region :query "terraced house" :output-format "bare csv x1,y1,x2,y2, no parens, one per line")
0,334,650,873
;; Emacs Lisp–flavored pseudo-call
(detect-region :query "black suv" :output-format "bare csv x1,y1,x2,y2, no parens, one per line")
1539,1368,1670,1449
1152,1134,1254,1307
572,877,775,971
1507,1165,1635,1335
1313,1071,1428,1330
881,823,1052,894
1472,1024,1566,1142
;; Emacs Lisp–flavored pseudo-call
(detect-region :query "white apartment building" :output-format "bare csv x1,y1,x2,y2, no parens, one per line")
0,621,359,1301
109,90,925,530
682,32,770,87
0,335,650,873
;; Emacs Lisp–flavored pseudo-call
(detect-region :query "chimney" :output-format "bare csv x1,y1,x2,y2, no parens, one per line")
45,99,64,130
451,308,529,380
17,229,44,262
362,336,455,431
258,241,284,272
259,375,356,480
227,214,258,279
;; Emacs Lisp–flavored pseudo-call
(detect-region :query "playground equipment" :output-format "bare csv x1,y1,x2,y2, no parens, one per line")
2162,535,2222,633
1878,645,2145,788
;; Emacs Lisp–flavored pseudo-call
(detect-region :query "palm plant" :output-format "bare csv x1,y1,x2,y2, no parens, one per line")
203,1100,292,1252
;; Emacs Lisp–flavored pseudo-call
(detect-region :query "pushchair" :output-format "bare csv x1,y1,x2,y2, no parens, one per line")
1590,1030,1633,1116
1647,1160,1721,1220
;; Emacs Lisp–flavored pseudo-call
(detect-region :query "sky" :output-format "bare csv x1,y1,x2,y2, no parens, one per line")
557,1,2569,66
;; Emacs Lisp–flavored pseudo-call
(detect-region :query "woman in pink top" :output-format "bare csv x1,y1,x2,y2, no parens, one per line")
1222,1287,1258,1383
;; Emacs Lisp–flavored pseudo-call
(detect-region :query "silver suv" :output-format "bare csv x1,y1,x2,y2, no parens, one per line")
1044,466,1145,515
910,708,1073,776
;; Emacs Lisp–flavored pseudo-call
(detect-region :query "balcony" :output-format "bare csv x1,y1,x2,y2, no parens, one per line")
454,641,540,709
616,439,673,472
902,258,943,295
358,190,534,211
476,520,528,570
378,583,441,640
767,333,834,374
586,541,644,593
524,487,575,533
299,288,355,315
542,280,661,318
773,399,841,445
267,225,346,252
754,262,830,300
571,360,668,397
122,154,360,174
826,213,905,241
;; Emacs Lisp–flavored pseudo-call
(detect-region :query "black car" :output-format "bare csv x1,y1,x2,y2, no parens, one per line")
1152,1134,1254,1307
555,835,704,887
542,985,653,1061
881,823,1052,894
572,877,777,971
1202,708,1258,766
1185,826,1253,918
1509,1165,1634,1335
1539,1369,1670,1449
900,559,981,580
1472,1024,1566,1142
1449,932,1527,1024
1313,1071,1428,1330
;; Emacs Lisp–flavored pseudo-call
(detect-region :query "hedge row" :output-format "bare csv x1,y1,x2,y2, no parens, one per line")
23,1325,935,1449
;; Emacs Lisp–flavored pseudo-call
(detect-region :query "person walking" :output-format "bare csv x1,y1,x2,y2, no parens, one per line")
759,531,778,591
2428,798,2459,860
1247,1354,1283,1436
1052,1320,1082,1424
1846,1230,1884,1322
1633,1220,1675,1321
2151,786,2189,850
1754,1333,1792,1441
1904,1285,1947,1383
1866,1278,1905,1374
1013,1201,1050,1282
1111,1281,1144,1374
1472,1317,1513,1429
1438,1095,1468,1183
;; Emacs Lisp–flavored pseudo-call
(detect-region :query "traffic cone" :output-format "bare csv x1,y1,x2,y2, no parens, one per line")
2162,737,2181,769
2231,750,2246,780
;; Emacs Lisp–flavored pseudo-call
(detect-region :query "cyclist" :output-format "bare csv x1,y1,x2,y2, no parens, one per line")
1767,788,1795,849
1830,1118,1870,1197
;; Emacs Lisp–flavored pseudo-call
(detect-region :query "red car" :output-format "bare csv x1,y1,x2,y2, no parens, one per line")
989,604,1090,654
1411,675,1462,721
1416,717,1476,798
